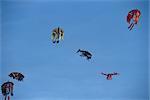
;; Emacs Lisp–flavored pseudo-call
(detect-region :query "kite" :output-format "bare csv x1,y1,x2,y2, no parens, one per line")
9,72,24,81
127,9,141,30
51,27,64,43
1,81,14,100
101,72,119,80
77,49,92,60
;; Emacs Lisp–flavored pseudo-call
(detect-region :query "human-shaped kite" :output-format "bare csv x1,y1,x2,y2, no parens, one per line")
1,81,14,100
9,72,24,81
101,72,119,80
77,49,92,60
127,9,141,30
51,27,64,43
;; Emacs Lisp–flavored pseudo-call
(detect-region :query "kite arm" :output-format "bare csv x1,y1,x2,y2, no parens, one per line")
101,72,107,76
76,49,81,53
112,72,119,76
8,73,13,78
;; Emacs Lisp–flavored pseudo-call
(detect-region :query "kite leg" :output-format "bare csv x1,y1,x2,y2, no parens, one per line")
87,56,91,60
52,40,56,43
56,36,60,43
128,23,134,31
128,24,131,29
56,40,59,43
52,37,56,43
8,96,10,100
86,56,91,60
4,96,7,100
130,24,134,31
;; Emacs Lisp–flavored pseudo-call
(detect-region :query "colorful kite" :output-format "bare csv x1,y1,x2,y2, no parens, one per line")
1,81,14,100
51,27,64,43
9,72,24,81
101,72,119,80
127,9,141,30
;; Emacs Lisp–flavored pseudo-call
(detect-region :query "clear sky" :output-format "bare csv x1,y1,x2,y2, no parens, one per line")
0,0,2,86
1,0,149,100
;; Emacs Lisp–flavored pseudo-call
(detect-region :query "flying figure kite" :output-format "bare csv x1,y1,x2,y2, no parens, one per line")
1,81,14,100
9,72,24,81
51,27,64,43
77,49,92,60
101,72,119,80
127,9,141,30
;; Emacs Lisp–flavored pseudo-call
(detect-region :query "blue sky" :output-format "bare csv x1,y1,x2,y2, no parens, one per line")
0,0,149,100
0,0,2,85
